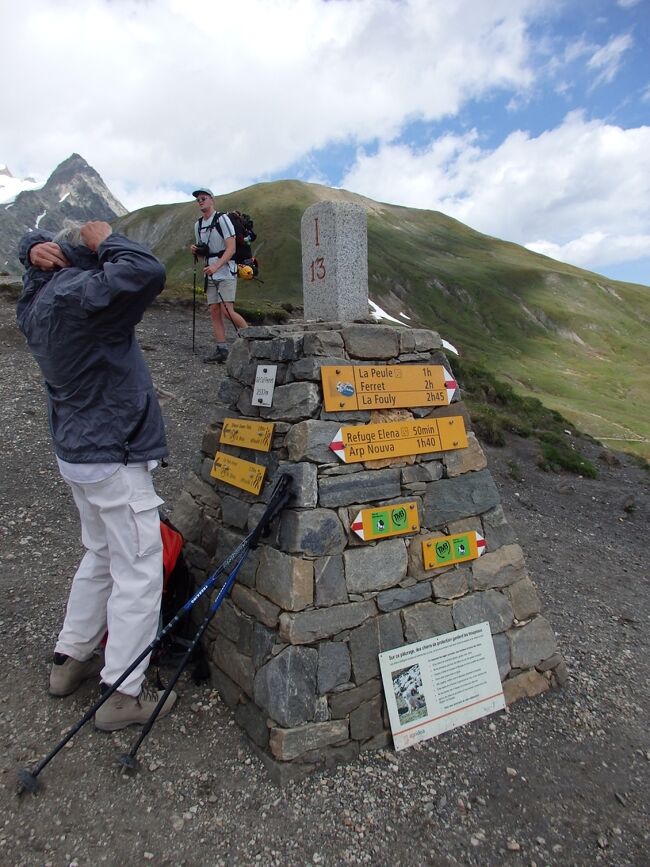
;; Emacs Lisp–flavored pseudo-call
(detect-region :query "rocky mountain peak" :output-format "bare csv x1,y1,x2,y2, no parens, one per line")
0,154,128,273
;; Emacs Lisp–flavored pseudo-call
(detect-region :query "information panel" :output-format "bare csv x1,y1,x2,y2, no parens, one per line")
321,364,457,411
210,451,266,495
422,531,486,570
379,623,505,751
220,418,275,452
252,365,278,407
351,502,420,541
329,416,468,463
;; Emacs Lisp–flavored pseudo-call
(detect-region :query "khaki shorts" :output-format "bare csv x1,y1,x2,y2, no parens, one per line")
207,278,237,305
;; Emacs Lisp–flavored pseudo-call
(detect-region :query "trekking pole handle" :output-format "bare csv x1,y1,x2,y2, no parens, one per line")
249,474,294,548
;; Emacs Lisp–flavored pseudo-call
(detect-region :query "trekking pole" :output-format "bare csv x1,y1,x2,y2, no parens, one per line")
16,474,293,796
192,255,198,353
216,287,242,337
118,549,249,771
118,474,294,771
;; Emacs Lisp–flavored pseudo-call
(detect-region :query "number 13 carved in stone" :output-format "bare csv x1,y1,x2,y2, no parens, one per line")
310,216,326,281
310,257,326,281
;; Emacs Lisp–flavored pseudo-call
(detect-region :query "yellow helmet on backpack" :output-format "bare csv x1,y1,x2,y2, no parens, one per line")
237,263,254,280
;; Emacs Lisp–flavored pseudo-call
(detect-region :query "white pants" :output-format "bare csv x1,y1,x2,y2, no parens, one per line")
56,464,164,696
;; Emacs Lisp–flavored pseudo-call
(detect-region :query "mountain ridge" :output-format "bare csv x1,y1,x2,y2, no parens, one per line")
114,179,649,456
0,154,127,273
2,158,647,457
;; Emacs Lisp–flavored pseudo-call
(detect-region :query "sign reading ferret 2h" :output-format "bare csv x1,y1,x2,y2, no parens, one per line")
321,364,457,412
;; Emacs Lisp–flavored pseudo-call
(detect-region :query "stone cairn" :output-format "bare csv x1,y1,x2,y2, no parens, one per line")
172,202,567,784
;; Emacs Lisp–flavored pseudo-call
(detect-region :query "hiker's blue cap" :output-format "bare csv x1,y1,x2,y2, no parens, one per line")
192,187,214,198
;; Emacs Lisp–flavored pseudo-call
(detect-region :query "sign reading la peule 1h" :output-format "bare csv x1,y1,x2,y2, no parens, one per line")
321,364,457,412
422,531,486,570
329,416,468,463
351,501,420,541
210,451,266,495
220,418,275,452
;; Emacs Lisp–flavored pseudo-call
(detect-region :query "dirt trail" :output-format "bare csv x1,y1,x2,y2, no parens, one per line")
1,296,648,866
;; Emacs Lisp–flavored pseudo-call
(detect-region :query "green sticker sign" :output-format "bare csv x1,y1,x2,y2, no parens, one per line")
422,531,486,569
351,502,420,541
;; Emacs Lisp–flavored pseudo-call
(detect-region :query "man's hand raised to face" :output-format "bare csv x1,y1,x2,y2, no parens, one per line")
80,221,113,252
29,242,70,271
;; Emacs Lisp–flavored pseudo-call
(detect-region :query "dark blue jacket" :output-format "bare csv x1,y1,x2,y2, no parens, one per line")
17,231,168,465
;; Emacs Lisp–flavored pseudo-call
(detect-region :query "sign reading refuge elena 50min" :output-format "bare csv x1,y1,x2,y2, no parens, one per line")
329,416,468,464
321,364,457,412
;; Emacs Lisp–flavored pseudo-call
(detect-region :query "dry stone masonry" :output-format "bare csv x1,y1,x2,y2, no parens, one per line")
172,320,567,784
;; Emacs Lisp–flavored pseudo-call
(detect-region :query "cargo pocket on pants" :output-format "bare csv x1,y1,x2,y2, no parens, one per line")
129,495,165,557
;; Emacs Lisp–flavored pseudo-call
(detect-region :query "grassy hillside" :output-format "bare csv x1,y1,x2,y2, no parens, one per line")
114,181,650,458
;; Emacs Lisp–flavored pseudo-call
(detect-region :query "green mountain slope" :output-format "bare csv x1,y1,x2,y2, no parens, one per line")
114,180,650,457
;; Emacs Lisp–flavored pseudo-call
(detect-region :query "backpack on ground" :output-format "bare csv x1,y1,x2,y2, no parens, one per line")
198,210,259,279
155,514,209,682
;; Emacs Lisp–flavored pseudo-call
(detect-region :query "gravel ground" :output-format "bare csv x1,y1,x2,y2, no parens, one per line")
1,292,649,867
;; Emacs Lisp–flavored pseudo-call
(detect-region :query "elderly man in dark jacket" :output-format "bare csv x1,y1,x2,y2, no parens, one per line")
18,221,176,731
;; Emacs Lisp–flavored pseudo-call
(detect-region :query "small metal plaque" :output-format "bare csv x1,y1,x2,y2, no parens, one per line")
252,365,278,407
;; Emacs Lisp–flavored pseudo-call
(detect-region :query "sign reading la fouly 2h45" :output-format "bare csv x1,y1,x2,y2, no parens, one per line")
422,531,486,570
351,501,420,541
330,416,468,463
321,364,457,412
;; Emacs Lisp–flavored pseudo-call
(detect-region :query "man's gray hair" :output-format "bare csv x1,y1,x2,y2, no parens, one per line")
54,223,87,247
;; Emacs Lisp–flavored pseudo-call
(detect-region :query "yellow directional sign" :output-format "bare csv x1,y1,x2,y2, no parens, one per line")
351,502,420,541
422,531,486,570
330,416,468,463
210,451,266,495
220,418,275,452
321,364,457,411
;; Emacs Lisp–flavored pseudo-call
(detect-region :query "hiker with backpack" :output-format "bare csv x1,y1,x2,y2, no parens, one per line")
17,221,178,731
190,187,248,364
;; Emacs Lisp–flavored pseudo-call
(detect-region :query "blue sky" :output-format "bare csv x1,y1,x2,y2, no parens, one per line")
1,0,648,285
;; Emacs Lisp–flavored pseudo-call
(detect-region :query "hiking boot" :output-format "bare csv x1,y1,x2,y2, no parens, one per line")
49,652,103,697
202,345,228,364
94,683,177,731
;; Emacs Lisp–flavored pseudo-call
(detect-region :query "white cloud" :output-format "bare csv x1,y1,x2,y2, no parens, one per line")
1,0,647,281
526,233,650,271
0,0,538,202
340,112,650,270
586,33,633,88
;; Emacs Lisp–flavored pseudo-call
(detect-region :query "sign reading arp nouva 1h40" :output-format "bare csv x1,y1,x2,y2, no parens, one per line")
330,416,468,463
321,364,457,412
